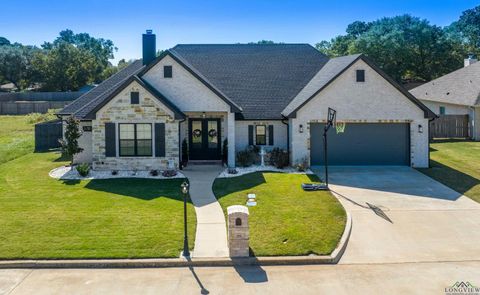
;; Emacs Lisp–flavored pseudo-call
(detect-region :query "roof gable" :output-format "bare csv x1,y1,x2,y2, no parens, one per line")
283,54,436,119
85,75,185,119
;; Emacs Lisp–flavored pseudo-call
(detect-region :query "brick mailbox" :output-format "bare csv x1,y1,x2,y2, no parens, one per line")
227,205,250,257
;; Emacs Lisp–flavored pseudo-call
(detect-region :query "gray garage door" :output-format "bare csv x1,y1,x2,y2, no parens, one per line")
310,123,410,166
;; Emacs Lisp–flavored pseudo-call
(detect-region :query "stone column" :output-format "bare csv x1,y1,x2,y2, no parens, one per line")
227,112,236,167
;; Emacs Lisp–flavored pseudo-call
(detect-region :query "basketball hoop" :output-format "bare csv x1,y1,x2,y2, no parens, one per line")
335,122,346,133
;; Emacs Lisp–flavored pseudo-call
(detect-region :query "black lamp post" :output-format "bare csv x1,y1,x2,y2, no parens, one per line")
181,181,190,257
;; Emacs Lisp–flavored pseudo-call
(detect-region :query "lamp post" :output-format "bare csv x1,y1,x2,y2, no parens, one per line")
181,181,190,257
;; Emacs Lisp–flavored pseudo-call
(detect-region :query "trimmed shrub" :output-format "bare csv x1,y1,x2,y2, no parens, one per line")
76,163,90,177
270,148,289,169
162,170,177,177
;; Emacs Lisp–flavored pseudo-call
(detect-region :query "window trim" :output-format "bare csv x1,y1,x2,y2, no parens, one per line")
356,69,365,82
118,123,153,157
255,125,266,146
164,65,173,78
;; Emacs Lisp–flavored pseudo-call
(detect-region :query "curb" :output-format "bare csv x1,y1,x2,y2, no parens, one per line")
0,213,351,269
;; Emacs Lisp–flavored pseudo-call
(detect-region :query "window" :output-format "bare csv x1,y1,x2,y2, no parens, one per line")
130,92,139,104
439,106,446,115
164,65,172,78
356,69,365,82
119,123,152,156
255,125,266,145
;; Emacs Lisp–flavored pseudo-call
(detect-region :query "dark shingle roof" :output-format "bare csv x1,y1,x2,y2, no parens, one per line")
59,59,145,117
410,62,480,106
170,44,329,119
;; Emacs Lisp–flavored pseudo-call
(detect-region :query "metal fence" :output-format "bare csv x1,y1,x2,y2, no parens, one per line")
430,115,470,139
35,120,63,151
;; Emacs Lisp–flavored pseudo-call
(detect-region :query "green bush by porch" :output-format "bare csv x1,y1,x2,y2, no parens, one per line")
213,172,346,256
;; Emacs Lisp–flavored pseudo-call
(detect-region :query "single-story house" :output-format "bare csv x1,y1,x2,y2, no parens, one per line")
58,30,435,170
410,56,480,140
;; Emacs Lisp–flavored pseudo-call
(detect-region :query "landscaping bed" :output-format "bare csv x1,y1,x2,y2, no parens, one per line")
0,151,196,259
213,172,346,256
418,139,480,203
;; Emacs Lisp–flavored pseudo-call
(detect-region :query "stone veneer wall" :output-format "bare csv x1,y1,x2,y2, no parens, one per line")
92,81,179,170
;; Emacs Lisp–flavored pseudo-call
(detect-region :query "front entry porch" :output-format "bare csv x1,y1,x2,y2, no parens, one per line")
188,118,221,160
181,112,236,167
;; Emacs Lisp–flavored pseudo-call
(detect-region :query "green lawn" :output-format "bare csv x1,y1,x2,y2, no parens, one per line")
0,119,196,259
213,172,346,256
0,116,35,165
418,140,480,203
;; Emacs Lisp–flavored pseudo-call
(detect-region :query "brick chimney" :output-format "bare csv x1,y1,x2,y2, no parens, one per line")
142,30,156,65
464,54,478,67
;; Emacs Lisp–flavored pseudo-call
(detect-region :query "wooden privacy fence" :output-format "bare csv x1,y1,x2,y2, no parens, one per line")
430,115,469,139
0,92,82,115
35,120,63,151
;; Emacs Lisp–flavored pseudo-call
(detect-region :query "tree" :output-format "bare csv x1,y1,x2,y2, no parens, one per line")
33,43,98,91
0,37,10,46
41,29,117,84
447,5,480,56
0,44,38,90
59,116,83,166
316,15,462,82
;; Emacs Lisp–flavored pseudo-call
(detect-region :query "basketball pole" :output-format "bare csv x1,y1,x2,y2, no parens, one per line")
323,108,336,189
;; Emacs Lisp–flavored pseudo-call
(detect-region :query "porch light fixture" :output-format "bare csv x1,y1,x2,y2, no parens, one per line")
202,112,206,119
299,124,304,133
418,124,423,133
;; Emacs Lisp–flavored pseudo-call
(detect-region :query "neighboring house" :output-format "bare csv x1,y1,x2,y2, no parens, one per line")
410,56,480,140
58,30,435,170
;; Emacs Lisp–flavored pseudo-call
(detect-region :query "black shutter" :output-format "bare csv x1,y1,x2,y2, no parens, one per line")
155,123,165,157
268,125,274,145
248,125,254,146
105,123,116,157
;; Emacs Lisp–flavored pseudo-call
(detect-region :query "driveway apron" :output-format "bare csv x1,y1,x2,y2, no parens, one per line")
312,166,480,264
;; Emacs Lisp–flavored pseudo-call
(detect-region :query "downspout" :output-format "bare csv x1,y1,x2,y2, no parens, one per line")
470,106,475,140
428,117,436,168
281,116,289,153
178,118,186,170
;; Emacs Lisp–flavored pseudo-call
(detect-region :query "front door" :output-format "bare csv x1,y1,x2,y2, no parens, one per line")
189,119,221,160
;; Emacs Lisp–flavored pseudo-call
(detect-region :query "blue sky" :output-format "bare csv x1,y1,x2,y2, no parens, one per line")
1,0,478,64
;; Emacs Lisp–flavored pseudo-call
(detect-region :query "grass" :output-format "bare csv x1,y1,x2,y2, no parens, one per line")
418,139,480,203
213,172,346,256
0,151,196,259
0,115,35,165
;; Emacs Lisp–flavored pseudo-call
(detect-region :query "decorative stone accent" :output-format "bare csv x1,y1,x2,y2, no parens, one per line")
91,80,180,171
227,205,250,257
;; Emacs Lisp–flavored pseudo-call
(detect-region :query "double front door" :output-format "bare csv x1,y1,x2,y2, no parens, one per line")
188,119,221,160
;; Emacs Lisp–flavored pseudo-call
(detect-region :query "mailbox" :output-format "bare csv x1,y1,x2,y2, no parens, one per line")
227,205,249,257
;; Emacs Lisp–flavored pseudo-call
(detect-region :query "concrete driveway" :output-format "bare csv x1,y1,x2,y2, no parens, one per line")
312,166,480,264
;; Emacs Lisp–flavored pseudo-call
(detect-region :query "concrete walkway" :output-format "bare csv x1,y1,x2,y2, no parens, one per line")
313,166,480,264
182,165,229,258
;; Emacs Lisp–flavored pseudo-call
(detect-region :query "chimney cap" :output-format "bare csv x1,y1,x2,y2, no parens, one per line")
146,29,153,34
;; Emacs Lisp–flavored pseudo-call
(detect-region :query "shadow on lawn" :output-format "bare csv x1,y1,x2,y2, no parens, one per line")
80,178,189,201
213,172,267,200
419,160,479,196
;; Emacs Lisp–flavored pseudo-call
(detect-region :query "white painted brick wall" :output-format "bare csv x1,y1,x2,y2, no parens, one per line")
291,59,430,168
235,120,288,152
142,55,231,112
73,121,93,164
